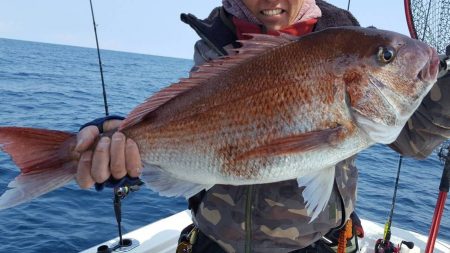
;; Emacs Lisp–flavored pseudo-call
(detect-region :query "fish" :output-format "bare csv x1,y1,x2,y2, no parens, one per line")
0,27,440,220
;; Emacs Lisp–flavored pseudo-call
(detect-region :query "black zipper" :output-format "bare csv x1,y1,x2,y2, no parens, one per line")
245,185,254,253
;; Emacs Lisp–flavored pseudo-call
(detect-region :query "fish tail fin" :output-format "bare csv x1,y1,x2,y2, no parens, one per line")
0,127,78,210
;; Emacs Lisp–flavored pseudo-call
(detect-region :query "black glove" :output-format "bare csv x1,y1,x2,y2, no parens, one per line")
79,115,144,191
79,115,125,133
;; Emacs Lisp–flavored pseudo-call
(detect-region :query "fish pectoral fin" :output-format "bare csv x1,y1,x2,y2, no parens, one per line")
141,163,212,199
236,127,342,161
297,166,336,222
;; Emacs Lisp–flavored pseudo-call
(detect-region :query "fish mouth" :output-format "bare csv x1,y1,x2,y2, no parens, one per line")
417,47,439,83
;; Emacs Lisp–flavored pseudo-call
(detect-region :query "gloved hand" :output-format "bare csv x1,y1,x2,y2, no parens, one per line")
75,115,142,190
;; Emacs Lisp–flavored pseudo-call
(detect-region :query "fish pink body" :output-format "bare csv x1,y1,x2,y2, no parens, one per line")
0,27,439,219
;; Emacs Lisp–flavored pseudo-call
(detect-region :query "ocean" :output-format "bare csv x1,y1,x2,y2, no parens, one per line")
0,38,448,252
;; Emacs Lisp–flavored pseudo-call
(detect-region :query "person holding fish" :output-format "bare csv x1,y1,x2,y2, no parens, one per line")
76,3,364,253
0,0,447,253
73,0,450,253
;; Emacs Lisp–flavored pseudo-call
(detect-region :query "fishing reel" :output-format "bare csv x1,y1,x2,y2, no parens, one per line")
374,237,414,253
95,176,144,253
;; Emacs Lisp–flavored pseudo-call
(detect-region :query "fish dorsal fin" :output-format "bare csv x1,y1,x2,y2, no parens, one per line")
119,33,298,130
227,33,298,54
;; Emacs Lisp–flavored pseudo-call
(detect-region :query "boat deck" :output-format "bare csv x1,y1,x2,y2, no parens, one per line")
81,210,450,253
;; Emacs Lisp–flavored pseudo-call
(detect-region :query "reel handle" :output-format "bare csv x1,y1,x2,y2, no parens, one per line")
375,239,415,252
401,240,414,249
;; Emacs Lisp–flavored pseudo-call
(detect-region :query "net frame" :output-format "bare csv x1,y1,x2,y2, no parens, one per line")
404,0,450,54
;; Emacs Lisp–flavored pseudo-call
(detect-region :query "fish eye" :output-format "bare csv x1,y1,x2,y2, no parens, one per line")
377,47,396,64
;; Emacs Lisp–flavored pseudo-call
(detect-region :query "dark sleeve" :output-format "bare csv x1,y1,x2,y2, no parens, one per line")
389,74,450,159
182,7,236,72
192,39,222,69
314,0,360,30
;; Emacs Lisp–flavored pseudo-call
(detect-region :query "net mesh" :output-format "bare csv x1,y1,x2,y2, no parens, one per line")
409,0,450,54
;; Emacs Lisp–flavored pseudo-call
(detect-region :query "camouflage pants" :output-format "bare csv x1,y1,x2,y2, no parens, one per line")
177,224,358,253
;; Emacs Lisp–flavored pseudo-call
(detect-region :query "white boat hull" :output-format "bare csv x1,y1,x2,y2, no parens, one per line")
81,210,450,253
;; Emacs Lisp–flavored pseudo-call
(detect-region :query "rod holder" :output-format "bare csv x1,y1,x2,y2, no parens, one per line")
96,238,140,253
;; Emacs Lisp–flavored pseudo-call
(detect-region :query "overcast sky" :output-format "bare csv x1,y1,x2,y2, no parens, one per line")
0,0,409,59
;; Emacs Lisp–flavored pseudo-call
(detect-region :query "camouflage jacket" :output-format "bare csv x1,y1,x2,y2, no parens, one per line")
181,1,450,252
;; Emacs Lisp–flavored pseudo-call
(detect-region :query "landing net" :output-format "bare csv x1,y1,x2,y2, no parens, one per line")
405,0,450,54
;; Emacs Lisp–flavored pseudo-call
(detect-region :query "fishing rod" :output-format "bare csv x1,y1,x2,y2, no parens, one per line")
374,155,414,253
89,0,109,116
88,1,144,252
425,142,450,252
384,155,402,243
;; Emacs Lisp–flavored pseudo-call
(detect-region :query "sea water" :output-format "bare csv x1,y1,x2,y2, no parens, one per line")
0,38,448,252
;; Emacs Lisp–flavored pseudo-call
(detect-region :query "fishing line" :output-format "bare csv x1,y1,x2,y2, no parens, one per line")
89,0,109,116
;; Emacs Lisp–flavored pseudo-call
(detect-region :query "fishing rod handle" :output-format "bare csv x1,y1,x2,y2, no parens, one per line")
95,176,144,192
